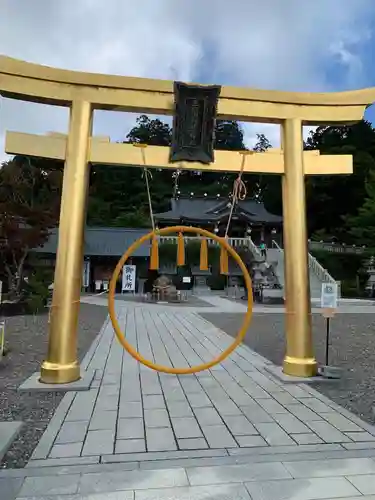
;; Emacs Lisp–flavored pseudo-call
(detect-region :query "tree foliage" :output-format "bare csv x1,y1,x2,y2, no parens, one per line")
347,170,375,245
0,156,61,297
305,120,375,240
251,133,279,207
88,116,249,226
88,118,375,248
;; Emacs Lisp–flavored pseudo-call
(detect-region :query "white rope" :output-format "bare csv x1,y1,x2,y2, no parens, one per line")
224,152,252,238
143,168,155,231
134,144,156,231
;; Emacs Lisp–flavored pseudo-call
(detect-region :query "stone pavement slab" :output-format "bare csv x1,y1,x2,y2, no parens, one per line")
0,478,23,500
0,422,23,461
12,454,375,499
24,299,375,467
9,295,375,498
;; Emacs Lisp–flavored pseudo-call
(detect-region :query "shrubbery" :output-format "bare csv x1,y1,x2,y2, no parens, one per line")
22,268,53,314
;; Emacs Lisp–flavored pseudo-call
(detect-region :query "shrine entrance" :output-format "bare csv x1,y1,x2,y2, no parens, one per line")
1,55,372,383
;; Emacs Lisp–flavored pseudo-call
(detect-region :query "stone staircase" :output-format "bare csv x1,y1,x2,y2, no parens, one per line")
265,240,336,299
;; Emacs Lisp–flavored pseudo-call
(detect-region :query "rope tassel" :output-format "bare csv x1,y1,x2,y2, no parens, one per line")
177,232,185,267
199,238,209,271
220,239,229,275
150,235,159,270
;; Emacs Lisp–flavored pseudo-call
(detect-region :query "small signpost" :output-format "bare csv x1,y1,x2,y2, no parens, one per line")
122,265,136,293
320,282,340,378
82,258,90,291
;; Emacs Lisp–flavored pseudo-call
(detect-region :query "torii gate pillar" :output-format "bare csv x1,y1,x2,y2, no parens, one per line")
41,100,93,383
282,118,315,376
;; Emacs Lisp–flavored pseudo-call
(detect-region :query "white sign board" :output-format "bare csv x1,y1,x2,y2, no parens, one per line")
122,265,136,292
321,282,339,309
82,260,90,288
182,276,191,283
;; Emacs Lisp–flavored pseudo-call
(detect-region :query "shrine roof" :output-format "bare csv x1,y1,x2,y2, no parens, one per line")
154,197,282,224
32,227,151,257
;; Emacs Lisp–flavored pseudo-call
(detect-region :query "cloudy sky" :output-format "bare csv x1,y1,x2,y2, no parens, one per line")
1,0,375,163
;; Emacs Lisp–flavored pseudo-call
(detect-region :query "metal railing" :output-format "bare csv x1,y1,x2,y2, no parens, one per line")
308,253,335,284
308,241,366,254
158,236,338,287
158,235,367,257
247,237,263,258
159,235,250,248
271,240,336,285
271,240,283,251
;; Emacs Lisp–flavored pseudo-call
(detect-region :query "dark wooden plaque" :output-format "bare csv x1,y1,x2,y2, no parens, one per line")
170,81,221,164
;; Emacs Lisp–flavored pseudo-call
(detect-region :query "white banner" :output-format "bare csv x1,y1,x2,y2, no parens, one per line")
321,282,339,309
82,260,90,288
122,265,136,292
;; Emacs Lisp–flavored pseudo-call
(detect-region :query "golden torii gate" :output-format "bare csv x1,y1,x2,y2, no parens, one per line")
1,56,374,384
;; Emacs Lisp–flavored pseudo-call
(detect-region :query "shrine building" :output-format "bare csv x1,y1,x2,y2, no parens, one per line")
154,195,282,243
28,197,282,293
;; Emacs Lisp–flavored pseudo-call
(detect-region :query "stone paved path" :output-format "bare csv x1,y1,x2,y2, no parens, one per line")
4,296,375,499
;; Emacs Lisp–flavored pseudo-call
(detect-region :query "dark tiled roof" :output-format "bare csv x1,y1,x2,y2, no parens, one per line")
155,197,282,224
32,227,151,257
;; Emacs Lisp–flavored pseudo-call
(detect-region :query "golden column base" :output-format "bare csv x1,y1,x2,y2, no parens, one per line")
39,100,92,385
282,118,318,378
283,356,317,378
40,360,80,385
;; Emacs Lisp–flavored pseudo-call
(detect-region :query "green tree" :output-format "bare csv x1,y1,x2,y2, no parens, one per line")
88,116,250,226
304,120,375,240
247,134,283,215
215,121,246,151
347,170,375,246
253,133,272,152
0,156,61,298
251,133,273,203
126,115,172,146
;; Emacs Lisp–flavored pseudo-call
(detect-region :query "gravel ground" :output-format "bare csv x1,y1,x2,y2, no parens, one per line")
200,311,375,427
0,303,108,468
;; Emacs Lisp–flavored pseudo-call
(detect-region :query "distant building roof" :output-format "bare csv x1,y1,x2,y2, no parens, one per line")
154,197,282,225
32,227,151,257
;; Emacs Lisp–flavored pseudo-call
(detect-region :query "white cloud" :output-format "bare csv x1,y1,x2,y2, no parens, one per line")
0,0,374,163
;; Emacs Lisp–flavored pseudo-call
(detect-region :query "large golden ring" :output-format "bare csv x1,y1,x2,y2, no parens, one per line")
108,225,253,374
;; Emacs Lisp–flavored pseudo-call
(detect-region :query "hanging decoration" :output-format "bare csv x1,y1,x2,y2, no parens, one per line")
220,243,229,274
150,235,159,270
220,151,253,275
177,232,185,266
199,238,209,271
